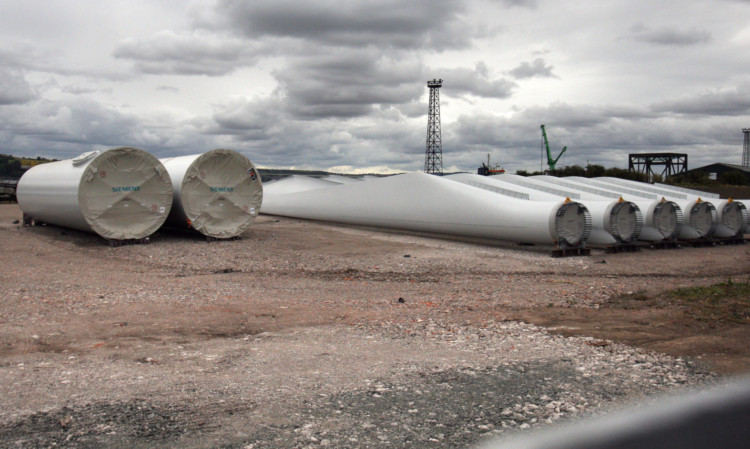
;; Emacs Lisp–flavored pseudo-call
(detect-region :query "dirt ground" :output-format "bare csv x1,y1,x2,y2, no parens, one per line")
0,203,748,448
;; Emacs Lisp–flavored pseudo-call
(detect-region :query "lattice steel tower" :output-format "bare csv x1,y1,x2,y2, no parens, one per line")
743,128,750,167
424,79,443,174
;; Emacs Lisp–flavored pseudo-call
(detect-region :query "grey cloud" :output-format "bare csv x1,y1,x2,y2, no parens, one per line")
651,84,750,116
210,102,335,165
204,0,476,50
628,24,711,46
210,98,284,139
113,31,256,76
0,98,212,159
0,42,47,71
273,51,425,119
517,103,617,128
1,41,130,80
449,103,686,171
439,63,517,99
2,0,746,174
509,58,556,79
2,99,137,146
449,102,746,172
395,102,426,119
61,84,102,95
0,68,36,105
210,101,370,170
499,0,539,8
207,94,427,169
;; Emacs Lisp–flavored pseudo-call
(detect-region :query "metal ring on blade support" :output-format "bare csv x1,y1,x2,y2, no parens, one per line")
554,201,592,248
688,201,718,238
652,200,683,239
608,201,643,244
720,201,748,236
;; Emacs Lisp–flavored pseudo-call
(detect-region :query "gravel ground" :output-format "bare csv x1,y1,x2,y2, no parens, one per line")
0,204,746,448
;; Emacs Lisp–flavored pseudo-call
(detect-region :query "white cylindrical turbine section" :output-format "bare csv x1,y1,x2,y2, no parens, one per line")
447,173,629,245
607,200,644,244
558,176,684,241
17,147,173,240
554,201,593,248
160,149,263,238
553,176,701,239
521,175,648,243
577,199,643,244
714,199,748,237
587,177,717,239
649,200,684,240
261,173,591,247
683,200,717,238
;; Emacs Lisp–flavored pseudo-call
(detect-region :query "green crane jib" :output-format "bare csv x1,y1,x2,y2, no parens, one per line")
540,124,567,171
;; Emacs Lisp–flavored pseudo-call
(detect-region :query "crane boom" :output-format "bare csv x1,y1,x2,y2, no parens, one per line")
540,124,567,171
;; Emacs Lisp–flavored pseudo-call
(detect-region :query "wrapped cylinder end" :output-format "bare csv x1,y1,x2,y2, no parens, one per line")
652,200,683,240
608,201,643,244
688,201,717,238
554,201,592,248
17,147,173,240
162,149,263,239
719,201,748,236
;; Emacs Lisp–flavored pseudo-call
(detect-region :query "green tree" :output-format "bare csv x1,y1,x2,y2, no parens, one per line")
718,170,748,186
0,156,24,179
551,165,586,177
669,170,711,186
604,167,647,182
585,164,606,178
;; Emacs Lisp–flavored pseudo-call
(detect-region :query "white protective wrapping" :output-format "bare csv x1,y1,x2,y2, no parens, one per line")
17,147,173,240
588,177,720,238
160,149,263,238
261,173,592,247
446,173,639,245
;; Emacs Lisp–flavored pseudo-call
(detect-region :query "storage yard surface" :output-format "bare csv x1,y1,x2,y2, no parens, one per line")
0,203,748,448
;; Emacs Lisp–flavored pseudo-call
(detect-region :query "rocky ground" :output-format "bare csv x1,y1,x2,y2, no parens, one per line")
0,203,748,448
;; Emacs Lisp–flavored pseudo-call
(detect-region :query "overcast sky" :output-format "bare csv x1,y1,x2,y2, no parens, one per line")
1,0,749,173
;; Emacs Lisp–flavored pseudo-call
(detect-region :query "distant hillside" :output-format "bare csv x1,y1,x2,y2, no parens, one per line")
256,168,333,182
0,154,57,180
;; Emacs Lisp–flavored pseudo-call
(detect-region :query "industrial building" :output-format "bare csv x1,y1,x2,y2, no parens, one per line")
682,163,750,184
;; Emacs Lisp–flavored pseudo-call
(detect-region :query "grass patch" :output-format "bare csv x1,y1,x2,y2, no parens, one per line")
607,279,750,324
667,279,750,324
